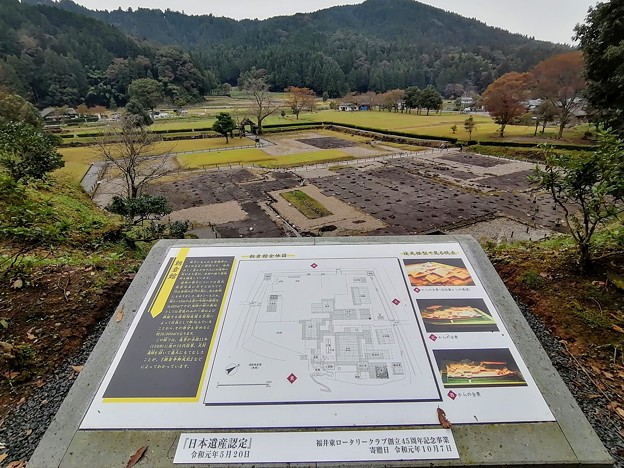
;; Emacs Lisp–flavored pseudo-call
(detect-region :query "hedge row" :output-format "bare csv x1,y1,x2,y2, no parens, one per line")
263,122,321,129
263,125,323,134
470,140,597,151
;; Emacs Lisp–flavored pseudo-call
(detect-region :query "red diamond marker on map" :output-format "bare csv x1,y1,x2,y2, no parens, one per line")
429,334,437,342
447,390,457,400
287,373,298,384
392,298,400,305
311,263,318,269
413,287,421,293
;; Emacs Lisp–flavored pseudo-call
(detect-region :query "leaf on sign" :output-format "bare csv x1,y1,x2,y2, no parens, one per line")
7,460,27,468
116,306,124,323
437,407,452,429
126,446,148,468
612,325,624,334
71,365,84,373
4,371,19,379
0,454,7,463
26,332,35,341
11,279,23,289
616,407,624,419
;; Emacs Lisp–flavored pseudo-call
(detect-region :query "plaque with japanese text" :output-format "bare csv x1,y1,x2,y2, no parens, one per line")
83,243,555,429
103,252,234,400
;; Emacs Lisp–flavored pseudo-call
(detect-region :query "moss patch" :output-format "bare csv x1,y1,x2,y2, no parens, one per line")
280,190,333,219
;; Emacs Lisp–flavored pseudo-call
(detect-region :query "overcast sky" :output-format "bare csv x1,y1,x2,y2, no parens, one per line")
71,0,597,44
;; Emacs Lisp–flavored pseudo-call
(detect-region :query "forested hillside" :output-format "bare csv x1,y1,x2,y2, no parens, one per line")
0,0,217,108
36,0,569,96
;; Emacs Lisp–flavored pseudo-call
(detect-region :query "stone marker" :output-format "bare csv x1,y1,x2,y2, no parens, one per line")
30,236,612,467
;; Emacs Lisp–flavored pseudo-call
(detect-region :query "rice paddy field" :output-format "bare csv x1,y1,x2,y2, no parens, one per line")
54,104,590,183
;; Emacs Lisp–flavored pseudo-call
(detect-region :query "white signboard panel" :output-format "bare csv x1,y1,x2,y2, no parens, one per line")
173,429,459,464
81,242,555,430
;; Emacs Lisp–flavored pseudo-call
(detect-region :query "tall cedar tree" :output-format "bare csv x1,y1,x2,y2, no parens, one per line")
575,1,624,135
530,52,585,139
481,72,529,137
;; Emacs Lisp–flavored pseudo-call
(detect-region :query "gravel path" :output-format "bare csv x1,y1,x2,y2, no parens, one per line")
1,301,622,466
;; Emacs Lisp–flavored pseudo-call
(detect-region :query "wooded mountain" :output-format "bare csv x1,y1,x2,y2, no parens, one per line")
38,0,569,96
1,0,570,107
0,0,217,108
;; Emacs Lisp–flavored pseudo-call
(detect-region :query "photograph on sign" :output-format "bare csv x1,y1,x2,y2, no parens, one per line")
416,298,498,333
433,348,527,388
403,259,475,287
79,243,554,430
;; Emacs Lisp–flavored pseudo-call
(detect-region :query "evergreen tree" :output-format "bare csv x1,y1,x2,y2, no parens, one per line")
212,112,236,143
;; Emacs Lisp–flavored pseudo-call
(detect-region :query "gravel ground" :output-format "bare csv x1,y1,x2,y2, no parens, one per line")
1,302,622,466
516,299,624,467
0,316,110,465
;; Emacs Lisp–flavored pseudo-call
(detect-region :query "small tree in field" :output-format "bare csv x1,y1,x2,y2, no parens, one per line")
481,72,529,137
240,69,280,134
531,130,624,272
96,115,171,199
463,116,475,140
212,112,236,143
531,52,585,139
451,124,457,134
286,86,316,119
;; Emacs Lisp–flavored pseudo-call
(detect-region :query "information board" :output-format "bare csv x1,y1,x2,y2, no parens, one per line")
81,243,554,429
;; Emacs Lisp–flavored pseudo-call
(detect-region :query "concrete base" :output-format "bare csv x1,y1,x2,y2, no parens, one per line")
30,236,613,467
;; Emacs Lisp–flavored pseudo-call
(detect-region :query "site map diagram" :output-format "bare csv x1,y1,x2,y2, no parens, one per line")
204,258,441,405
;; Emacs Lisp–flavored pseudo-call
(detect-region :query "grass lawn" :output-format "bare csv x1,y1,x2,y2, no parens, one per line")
177,148,354,169
281,190,333,219
295,111,589,142
176,149,273,168
258,150,354,168
55,146,102,182
168,138,255,152
376,142,428,152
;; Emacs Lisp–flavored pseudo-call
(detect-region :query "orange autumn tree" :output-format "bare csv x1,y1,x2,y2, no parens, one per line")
531,51,585,139
285,86,316,119
481,72,530,137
